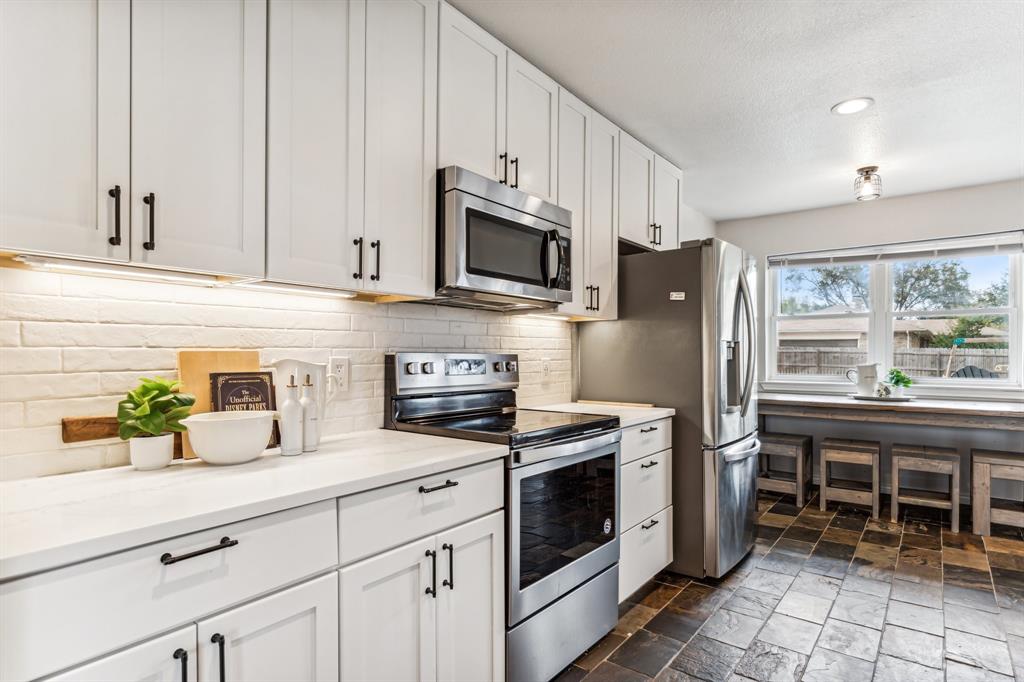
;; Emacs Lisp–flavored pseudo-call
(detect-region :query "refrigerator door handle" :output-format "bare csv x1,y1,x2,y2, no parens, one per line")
722,440,760,463
738,267,756,418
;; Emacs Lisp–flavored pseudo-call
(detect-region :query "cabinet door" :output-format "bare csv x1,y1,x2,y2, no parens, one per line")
506,52,558,203
0,0,130,260
653,154,682,251
340,537,437,682
617,131,655,249
131,0,266,277
556,88,590,317
438,2,506,181
436,511,505,682
363,0,437,298
47,626,196,682
267,0,362,288
589,112,620,320
197,573,339,682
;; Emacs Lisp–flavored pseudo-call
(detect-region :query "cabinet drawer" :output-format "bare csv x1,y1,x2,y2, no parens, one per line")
0,500,338,682
618,506,673,602
621,418,672,464
621,449,672,530
339,458,503,565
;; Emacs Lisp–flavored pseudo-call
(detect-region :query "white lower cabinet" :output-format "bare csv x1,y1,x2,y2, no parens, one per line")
341,511,505,682
619,506,673,602
46,626,196,682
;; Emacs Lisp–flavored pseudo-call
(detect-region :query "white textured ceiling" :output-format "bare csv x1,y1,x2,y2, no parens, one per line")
449,0,1024,221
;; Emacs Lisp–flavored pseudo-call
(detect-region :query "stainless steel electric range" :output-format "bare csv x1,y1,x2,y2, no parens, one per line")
384,352,621,682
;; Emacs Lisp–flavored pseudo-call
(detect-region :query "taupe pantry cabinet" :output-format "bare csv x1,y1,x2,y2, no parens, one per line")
0,460,505,682
0,0,686,315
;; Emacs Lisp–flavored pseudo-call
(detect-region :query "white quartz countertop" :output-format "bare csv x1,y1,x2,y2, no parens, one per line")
0,429,507,581
535,402,675,428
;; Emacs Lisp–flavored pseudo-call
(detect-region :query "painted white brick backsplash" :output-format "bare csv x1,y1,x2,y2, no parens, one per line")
0,268,573,480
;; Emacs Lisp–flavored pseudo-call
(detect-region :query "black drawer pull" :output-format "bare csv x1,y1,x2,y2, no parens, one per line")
655,224,663,245
640,460,659,469
107,185,122,245
499,153,508,184
594,285,600,311
160,536,238,565
585,284,593,311
640,426,659,433
425,549,437,597
641,519,660,530
173,648,188,682
442,542,454,589
419,479,458,494
210,633,226,682
370,239,381,281
510,157,519,188
142,192,156,250
353,237,364,279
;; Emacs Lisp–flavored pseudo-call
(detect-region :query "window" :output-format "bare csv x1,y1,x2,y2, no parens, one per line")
766,231,1023,395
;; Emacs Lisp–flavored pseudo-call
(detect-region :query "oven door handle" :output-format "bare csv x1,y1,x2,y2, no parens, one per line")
512,429,621,467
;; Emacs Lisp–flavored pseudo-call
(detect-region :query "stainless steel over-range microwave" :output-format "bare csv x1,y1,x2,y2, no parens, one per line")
433,166,572,311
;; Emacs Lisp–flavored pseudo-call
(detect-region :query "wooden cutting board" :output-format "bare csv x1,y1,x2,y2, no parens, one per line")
177,349,260,459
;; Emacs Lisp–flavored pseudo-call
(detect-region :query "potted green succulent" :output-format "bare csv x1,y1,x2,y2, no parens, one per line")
117,377,196,470
886,368,913,397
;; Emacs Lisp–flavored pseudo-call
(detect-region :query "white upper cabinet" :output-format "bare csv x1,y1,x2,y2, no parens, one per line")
363,0,438,297
653,154,683,251
556,89,590,317
589,111,620,319
267,0,362,288
131,0,266,277
197,573,339,682
0,0,130,261
506,53,559,203
618,130,655,249
46,626,196,682
438,2,507,182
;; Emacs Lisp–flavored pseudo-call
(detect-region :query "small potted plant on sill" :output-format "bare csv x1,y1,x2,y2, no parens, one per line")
117,377,196,471
886,368,913,397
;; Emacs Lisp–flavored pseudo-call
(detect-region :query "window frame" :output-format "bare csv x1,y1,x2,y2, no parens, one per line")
763,251,1023,399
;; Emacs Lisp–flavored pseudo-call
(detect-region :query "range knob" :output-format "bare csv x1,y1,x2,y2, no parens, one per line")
421,362,436,374
493,361,504,372
506,361,517,372
405,362,421,375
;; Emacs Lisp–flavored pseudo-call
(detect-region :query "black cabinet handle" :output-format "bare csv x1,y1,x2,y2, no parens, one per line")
107,185,122,246
442,542,454,590
594,285,600,312
650,223,657,245
370,240,381,281
173,648,188,682
353,237,364,280
640,460,659,469
640,426,659,433
419,479,458,494
499,153,508,185
642,519,660,530
656,224,663,245
425,549,437,597
142,192,156,250
510,157,519,188
585,285,593,311
210,634,226,682
160,536,237,565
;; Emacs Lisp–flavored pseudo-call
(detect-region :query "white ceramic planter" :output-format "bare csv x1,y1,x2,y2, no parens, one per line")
130,433,174,471
891,385,905,397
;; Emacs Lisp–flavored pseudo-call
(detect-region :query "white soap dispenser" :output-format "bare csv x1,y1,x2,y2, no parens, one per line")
280,375,302,456
300,373,319,452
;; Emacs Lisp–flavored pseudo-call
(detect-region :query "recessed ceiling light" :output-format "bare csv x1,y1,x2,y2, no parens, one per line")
831,97,875,115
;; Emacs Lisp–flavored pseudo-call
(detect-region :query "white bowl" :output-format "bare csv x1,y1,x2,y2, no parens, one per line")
182,411,277,465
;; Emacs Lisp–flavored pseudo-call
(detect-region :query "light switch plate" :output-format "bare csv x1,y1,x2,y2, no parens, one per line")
541,358,551,377
329,356,350,393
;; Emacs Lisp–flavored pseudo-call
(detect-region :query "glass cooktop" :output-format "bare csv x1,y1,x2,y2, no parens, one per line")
411,408,619,448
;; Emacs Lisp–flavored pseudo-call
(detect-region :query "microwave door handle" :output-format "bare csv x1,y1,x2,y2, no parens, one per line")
539,229,551,285
544,230,562,288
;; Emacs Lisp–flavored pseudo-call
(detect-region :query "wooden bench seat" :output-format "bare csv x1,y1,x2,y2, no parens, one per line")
890,444,960,532
758,433,812,507
820,438,880,518
972,449,1024,536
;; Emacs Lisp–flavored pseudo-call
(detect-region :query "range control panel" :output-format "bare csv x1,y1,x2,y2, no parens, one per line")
388,352,520,395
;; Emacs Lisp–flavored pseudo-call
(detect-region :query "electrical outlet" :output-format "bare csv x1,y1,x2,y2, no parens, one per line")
541,357,551,377
328,356,350,393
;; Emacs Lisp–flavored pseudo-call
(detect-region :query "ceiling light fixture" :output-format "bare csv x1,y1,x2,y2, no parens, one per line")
830,97,875,115
854,166,882,201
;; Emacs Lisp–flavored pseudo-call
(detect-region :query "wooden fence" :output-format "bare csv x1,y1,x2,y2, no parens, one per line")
777,347,1009,378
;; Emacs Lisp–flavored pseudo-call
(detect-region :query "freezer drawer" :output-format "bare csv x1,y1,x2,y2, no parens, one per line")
703,434,759,578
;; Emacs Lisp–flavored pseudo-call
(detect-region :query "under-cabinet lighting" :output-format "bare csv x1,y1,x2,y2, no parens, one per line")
12,255,219,285
522,313,570,322
226,280,358,299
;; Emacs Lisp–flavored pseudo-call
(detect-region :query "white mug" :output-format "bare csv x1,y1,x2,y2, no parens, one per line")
846,362,880,396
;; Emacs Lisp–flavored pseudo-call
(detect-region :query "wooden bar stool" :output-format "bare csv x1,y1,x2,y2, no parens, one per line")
757,433,813,508
890,444,960,532
820,438,880,518
972,449,1024,536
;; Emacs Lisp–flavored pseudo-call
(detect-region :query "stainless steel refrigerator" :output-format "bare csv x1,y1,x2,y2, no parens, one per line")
577,238,759,578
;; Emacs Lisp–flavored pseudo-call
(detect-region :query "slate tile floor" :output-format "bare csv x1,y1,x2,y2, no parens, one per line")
557,490,1024,682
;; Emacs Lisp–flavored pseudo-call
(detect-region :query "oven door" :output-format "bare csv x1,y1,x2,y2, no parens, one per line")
508,434,620,626
442,188,572,303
